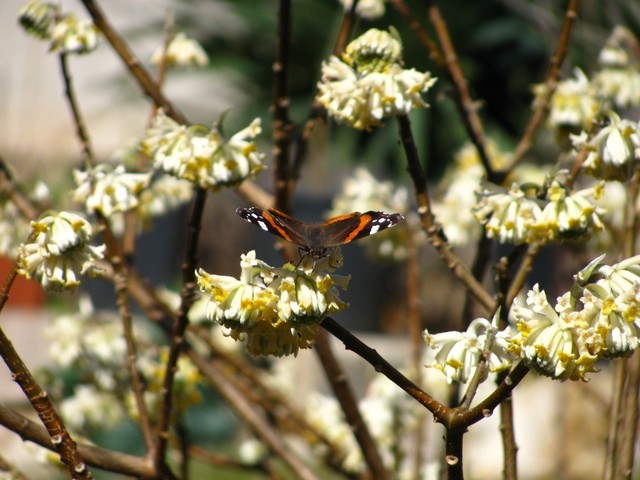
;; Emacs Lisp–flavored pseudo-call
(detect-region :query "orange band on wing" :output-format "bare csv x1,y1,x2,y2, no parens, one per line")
325,212,360,225
262,210,295,241
341,213,372,243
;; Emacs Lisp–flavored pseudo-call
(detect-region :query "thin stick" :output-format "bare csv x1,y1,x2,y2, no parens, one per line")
80,0,187,124
314,330,390,480
389,0,443,64
154,187,207,473
59,53,95,166
396,114,495,312
506,0,580,170
97,215,156,455
0,258,93,479
290,3,356,181
272,0,293,212
0,404,154,478
425,1,494,182
187,349,321,480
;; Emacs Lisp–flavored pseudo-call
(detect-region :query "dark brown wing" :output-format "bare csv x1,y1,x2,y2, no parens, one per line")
320,211,405,248
236,207,309,248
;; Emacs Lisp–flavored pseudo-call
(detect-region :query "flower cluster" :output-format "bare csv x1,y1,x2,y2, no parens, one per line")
424,313,514,384
150,32,209,68
73,164,151,217
129,347,202,421
570,111,640,181
19,1,99,54
473,180,604,245
534,68,600,132
307,374,425,474
508,255,640,381
46,296,204,430
329,168,422,261
196,250,350,357
17,211,105,291
317,28,436,130
141,111,265,189
593,26,640,109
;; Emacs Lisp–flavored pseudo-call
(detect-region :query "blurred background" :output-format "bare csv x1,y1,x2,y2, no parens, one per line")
0,0,639,478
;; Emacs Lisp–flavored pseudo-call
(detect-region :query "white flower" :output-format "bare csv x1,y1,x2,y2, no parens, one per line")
17,211,105,291
593,27,640,108
60,385,125,430
50,13,99,54
473,183,543,244
509,285,598,381
532,181,604,243
424,314,514,384
317,29,436,130
571,112,640,181
73,164,151,217
151,32,209,68
196,250,349,357
142,111,265,189
238,439,268,465
535,68,600,131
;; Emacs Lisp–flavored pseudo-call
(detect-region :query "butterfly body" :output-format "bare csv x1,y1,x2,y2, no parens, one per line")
236,207,404,259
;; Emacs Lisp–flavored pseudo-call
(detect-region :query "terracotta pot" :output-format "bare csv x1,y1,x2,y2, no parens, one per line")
0,256,45,308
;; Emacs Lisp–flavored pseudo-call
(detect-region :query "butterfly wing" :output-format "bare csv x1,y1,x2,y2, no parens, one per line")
236,207,309,248
320,211,405,248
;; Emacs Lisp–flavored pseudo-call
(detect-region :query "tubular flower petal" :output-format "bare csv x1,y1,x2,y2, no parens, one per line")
570,112,640,181
73,164,151,217
141,111,265,189
17,211,105,291
150,32,209,68
424,314,514,384
196,250,350,357
317,28,436,130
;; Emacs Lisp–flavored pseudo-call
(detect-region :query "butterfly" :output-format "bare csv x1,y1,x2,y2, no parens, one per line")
236,207,404,259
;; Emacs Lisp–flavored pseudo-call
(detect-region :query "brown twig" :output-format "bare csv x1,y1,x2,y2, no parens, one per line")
314,330,390,480
187,326,352,473
0,256,93,479
186,349,321,480
493,370,518,480
406,229,427,480
322,317,447,419
154,10,175,94
59,53,95,166
444,427,464,480
290,4,355,181
272,0,294,213
389,0,443,64
80,0,273,212
608,170,640,479
80,0,187,125
0,404,154,478
97,215,156,456
425,1,495,182
154,187,207,473
505,0,580,171
396,114,495,313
